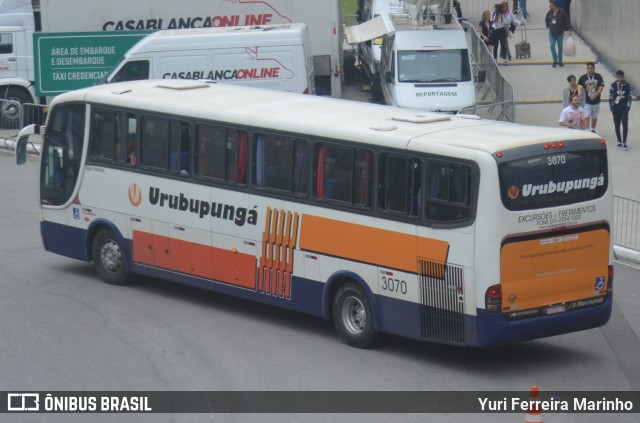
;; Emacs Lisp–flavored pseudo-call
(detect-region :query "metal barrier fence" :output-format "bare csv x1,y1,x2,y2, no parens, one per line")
459,19,516,122
614,195,640,253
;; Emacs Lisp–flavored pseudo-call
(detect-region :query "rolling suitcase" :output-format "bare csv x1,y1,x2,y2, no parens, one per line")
515,24,531,59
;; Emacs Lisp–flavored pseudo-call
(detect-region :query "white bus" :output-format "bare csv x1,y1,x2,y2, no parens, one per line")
15,79,613,348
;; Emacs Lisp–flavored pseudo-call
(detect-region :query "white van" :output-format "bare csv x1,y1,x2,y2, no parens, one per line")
350,0,479,113
105,24,315,94
379,19,476,112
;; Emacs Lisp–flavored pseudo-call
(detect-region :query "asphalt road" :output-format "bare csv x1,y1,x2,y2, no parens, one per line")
1,140,639,423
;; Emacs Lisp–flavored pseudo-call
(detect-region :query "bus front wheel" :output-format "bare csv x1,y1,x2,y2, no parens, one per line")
332,282,379,348
92,228,131,286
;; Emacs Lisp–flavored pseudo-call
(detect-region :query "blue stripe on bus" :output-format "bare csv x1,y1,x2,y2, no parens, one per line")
41,221,87,261
376,295,478,346
132,263,326,318
475,296,612,348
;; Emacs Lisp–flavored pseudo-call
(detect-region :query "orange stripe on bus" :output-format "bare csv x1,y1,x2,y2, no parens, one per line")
132,231,255,290
299,215,449,273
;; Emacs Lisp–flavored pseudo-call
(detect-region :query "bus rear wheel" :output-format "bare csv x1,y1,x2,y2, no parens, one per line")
92,228,131,286
332,282,379,348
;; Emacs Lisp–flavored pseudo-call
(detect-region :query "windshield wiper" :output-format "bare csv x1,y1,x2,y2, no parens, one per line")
424,78,459,83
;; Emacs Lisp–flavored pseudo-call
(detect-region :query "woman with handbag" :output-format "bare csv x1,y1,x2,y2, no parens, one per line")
480,10,494,55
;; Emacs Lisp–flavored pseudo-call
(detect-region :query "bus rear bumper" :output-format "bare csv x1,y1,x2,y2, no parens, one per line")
474,295,612,348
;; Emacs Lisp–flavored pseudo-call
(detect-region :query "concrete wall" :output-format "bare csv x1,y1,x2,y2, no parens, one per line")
573,0,640,92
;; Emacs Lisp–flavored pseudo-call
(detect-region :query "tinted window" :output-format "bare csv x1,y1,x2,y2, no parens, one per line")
499,149,607,211
317,144,372,206
141,116,169,169
378,154,421,216
90,108,137,165
426,161,471,221
197,124,247,184
256,134,307,194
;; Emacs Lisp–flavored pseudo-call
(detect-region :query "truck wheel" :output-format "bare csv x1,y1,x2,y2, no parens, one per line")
333,282,380,348
92,228,131,286
1,87,31,129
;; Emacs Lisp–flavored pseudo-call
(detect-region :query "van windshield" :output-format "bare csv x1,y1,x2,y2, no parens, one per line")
397,49,471,83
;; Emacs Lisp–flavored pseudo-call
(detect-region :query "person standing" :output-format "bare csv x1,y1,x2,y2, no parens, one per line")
578,62,606,132
562,75,586,108
609,70,632,150
501,1,521,63
491,3,509,64
519,0,529,22
479,10,493,55
545,0,572,68
559,95,585,130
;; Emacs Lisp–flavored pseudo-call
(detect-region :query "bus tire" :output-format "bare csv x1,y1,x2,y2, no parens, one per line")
332,282,379,348
92,228,131,286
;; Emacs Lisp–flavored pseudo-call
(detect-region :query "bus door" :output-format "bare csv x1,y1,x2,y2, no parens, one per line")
40,104,86,258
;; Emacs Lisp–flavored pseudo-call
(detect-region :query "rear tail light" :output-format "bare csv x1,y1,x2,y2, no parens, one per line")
608,265,614,294
485,284,502,313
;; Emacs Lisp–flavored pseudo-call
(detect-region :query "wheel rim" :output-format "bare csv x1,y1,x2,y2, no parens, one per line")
341,295,367,335
100,239,122,273
1,101,20,123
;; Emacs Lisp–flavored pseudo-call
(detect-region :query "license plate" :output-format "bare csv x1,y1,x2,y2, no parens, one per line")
545,304,566,315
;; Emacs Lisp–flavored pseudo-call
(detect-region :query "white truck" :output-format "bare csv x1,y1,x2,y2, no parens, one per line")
104,24,315,95
0,0,342,123
350,0,480,113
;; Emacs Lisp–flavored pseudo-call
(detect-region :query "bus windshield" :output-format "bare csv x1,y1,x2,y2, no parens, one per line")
498,147,608,211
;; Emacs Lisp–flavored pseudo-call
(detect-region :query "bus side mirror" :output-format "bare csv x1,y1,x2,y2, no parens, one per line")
15,124,39,165
476,70,486,83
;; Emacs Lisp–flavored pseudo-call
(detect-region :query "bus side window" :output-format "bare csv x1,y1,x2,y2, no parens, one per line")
169,121,191,177
316,143,371,207
426,161,471,221
90,108,115,160
197,124,224,179
196,124,247,184
378,153,420,216
123,114,138,166
226,129,248,185
141,116,169,170
255,133,307,194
